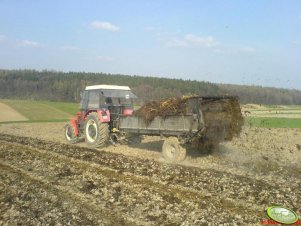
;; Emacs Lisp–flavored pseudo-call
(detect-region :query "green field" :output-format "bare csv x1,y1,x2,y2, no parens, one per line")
0,99,79,123
246,117,301,128
243,104,301,128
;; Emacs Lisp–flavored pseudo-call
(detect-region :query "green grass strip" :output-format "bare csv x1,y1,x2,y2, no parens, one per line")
1,99,78,120
0,119,69,124
246,117,301,128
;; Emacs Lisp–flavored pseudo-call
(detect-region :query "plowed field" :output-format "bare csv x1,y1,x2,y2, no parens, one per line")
0,123,300,225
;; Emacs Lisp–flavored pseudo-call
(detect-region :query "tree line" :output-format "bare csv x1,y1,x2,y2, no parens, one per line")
0,69,300,105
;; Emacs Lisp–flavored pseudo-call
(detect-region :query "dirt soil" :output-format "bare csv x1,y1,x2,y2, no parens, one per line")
0,103,28,122
0,122,300,225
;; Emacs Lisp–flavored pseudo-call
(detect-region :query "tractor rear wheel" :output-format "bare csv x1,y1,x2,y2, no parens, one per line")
84,112,109,148
64,122,79,144
162,137,186,163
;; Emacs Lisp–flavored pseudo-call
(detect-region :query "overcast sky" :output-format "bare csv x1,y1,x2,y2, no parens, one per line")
0,0,300,89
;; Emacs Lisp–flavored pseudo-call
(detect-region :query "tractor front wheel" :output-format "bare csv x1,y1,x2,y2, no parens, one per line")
64,122,79,144
162,137,186,163
84,112,109,148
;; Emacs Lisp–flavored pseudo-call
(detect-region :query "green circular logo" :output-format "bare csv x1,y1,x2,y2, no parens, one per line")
267,206,299,225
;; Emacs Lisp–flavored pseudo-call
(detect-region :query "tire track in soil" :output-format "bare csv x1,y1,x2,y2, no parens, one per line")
0,133,300,225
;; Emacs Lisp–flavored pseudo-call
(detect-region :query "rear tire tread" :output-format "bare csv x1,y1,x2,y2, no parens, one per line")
84,112,109,148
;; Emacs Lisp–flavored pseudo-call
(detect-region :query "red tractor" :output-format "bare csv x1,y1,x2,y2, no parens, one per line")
64,85,136,147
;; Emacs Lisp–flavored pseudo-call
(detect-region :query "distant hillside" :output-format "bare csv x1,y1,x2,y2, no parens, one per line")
218,84,301,105
0,69,300,105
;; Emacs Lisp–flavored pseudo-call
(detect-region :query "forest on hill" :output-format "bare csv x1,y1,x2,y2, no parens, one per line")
0,69,300,105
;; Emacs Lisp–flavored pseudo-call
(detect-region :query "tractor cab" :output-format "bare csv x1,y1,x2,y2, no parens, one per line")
80,85,136,115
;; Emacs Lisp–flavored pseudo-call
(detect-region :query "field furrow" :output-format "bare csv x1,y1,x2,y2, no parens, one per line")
1,133,300,225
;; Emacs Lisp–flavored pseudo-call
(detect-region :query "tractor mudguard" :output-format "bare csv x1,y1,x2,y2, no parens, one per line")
97,109,110,122
70,119,79,136
84,110,110,123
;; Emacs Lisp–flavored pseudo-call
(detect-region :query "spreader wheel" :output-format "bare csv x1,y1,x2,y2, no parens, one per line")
162,137,186,163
